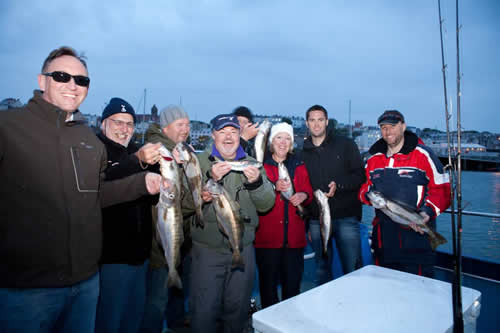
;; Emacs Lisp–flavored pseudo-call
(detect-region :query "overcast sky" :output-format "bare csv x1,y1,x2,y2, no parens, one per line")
1,0,498,132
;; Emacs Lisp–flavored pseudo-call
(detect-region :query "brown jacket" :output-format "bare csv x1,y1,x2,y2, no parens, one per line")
0,91,149,288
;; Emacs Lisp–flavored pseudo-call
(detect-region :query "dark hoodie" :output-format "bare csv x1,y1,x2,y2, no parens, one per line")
300,133,365,221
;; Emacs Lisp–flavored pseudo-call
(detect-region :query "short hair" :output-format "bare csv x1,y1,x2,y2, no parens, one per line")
41,46,88,72
232,106,254,123
306,104,328,120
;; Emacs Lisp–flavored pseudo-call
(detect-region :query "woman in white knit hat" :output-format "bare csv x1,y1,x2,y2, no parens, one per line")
254,122,313,309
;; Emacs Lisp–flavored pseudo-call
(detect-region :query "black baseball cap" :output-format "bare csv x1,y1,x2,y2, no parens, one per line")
377,110,405,125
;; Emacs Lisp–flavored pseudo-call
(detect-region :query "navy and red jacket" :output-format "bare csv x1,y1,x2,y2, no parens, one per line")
358,131,450,265
255,154,313,249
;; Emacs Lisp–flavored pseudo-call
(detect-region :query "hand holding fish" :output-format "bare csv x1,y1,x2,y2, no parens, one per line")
326,181,337,198
275,179,291,192
145,172,162,194
241,122,259,141
242,165,260,183
201,190,213,203
290,192,308,207
409,211,430,235
135,142,162,165
211,162,232,181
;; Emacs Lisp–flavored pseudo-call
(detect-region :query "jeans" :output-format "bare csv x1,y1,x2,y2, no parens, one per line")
95,260,149,333
140,266,168,333
0,272,99,333
310,216,362,285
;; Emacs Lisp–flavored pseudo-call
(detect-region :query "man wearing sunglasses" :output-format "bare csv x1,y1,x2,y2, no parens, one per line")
0,46,162,333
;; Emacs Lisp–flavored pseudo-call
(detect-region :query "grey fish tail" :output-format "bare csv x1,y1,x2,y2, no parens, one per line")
231,251,245,270
428,230,448,251
167,269,183,289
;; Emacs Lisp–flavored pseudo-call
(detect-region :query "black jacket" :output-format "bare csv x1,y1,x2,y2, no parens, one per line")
97,133,153,265
300,133,365,220
0,91,149,288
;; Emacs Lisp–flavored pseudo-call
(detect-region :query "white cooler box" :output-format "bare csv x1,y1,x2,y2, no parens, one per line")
252,265,481,333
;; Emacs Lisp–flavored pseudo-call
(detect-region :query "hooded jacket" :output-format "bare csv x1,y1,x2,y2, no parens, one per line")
0,91,149,288
301,133,365,221
358,130,451,264
97,132,153,265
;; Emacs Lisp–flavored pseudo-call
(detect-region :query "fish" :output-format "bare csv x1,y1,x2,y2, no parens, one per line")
278,162,305,216
205,179,245,269
366,191,447,250
254,120,272,163
314,189,332,255
214,156,262,171
157,145,184,289
175,142,204,227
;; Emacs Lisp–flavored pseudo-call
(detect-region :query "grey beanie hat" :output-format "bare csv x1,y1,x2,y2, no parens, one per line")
159,104,189,128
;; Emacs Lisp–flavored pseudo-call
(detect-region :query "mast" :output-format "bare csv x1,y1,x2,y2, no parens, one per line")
453,1,464,331
437,0,464,331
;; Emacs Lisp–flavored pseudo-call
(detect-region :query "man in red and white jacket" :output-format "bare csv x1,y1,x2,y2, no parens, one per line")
359,110,450,277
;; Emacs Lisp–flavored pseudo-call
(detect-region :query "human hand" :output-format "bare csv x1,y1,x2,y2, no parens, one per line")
290,192,307,207
201,190,213,203
243,166,260,183
275,179,291,192
211,162,232,181
145,172,162,194
241,122,259,141
136,143,162,164
325,181,337,197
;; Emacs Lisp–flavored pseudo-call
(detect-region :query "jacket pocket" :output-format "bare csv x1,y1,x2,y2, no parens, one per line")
70,146,99,192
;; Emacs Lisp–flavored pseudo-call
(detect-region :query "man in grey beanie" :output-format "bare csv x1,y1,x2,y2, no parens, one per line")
141,104,194,332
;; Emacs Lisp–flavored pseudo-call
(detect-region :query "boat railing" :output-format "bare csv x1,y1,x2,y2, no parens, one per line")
443,209,500,219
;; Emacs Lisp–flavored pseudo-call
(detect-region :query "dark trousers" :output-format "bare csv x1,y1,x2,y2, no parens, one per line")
255,247,304,309
190,244,256,333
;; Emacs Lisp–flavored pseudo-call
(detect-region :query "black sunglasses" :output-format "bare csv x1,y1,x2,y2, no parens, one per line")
42,71,90,87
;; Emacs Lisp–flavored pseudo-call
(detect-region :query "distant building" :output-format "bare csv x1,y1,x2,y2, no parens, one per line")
0,98,23,110
355,129,382,153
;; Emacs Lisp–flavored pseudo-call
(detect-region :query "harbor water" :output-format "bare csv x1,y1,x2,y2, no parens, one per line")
361,171,500,263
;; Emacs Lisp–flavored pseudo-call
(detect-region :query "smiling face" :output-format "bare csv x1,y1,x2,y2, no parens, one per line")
306,110,328,139
380,121,406,149
162,117,190,144
37,55,89,115
102,113,135,147
212,125,240,160
271,132,292,161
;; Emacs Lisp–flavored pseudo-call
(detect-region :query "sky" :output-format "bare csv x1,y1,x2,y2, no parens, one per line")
1,0,499,132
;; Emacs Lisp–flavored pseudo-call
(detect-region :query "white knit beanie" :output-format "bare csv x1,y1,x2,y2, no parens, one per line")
269,122,294,147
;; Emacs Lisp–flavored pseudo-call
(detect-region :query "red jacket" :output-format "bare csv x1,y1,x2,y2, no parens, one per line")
255,155,313,248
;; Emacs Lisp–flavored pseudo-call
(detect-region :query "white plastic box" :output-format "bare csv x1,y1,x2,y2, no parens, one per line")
252,265,481,333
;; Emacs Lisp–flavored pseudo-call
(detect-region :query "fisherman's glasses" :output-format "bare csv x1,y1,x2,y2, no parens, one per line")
42,71,90,87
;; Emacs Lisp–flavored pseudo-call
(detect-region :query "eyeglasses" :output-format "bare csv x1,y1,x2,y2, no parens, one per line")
109,119,135,129
42,71,90,87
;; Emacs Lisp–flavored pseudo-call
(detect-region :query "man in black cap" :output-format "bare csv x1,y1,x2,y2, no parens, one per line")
95,97,162,333
359,109,451,277
233,106,258,158
189,113,274,333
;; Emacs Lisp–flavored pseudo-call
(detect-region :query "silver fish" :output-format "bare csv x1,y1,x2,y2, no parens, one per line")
175,142,204,227
254,120,272,163
366,191,447,250
214,156,262,171
205,179,244,269
314,189,332,255
278,162,305,216
157,145,184,288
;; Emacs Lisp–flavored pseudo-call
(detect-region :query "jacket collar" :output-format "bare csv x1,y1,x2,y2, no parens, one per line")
303,132,334,151
27,90,86,126
369,130,419,156
97,131,138,154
